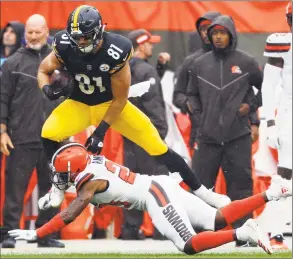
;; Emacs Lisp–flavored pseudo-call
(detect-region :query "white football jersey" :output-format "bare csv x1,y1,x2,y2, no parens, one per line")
264,32,292,114
74,155,151,210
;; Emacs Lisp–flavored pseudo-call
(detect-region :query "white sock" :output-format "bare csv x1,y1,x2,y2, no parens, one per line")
193,185,208,198
265,190,274,201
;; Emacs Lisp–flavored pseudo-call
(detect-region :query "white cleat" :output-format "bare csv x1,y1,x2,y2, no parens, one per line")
236,219,273,255
266,176,292,201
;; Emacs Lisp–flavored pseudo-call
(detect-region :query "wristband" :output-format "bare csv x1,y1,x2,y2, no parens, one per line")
94,120,110,136
36,214,66,238
42,84,51,96
267,120,275,128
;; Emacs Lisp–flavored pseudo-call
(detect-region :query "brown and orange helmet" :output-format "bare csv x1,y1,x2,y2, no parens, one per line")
50,143,90,190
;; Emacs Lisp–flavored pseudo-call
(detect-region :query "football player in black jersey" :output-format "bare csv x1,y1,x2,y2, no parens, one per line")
37,5,230,209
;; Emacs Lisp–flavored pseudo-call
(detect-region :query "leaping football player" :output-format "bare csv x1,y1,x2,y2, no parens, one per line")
37,5,230,210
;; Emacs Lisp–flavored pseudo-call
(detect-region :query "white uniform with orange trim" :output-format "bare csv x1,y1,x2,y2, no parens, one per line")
263,32,292,169
74,155,217,251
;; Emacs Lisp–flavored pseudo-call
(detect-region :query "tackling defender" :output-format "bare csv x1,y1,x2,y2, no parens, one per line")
262,1,292,249
9,143,293,254
38,5,229,209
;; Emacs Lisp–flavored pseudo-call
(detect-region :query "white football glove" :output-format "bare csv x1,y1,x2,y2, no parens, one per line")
8,229,37,241
38,185,65,210
38,192,53,210
266,125,279,149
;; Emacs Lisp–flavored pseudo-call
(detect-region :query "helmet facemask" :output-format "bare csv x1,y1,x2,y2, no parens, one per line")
69,24,105,55
50,163,73,190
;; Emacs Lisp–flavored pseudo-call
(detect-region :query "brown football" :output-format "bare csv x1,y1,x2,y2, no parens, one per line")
50,70,75,94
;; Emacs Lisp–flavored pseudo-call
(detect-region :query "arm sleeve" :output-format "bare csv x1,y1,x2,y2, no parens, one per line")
261,63,282,121
140,68,168,139
0,61,15,125
248,58,263,91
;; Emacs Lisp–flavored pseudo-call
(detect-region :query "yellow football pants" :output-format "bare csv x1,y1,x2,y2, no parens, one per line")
42,99,168,156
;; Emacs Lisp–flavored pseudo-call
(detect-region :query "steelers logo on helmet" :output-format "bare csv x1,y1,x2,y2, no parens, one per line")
67,5,106,55
50,143,90,190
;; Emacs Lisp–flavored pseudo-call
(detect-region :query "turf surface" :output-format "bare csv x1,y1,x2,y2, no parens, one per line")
1,252,292,258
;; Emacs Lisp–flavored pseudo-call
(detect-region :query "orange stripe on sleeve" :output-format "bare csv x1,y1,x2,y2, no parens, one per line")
76,173,93,192
265,45,291,51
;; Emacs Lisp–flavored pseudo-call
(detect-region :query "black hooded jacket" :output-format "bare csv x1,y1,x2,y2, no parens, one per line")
0,45,55,147
173,11,221,113
187,15,263,144
0,21,24,59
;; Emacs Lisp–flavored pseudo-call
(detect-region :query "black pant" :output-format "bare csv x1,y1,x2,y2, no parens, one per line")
122,138,168,238
192,135,253,228
1,146,58,237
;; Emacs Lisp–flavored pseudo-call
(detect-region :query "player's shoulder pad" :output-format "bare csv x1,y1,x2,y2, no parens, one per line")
52,30,71,60
74,171,94,192
103,32,133,74
264,33,291,57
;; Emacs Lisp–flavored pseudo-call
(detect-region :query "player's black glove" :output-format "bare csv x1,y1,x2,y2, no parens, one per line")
85,121,110,154
42,84,67,100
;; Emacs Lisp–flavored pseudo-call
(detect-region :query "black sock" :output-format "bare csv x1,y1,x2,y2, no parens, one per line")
155,149,202,190
42,137,61,163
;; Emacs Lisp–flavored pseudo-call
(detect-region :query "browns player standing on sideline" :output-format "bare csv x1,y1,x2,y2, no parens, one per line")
262,1,292,250
37,5,230,210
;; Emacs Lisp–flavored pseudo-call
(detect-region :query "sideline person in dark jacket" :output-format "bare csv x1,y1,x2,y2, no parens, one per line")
173,11,221,114
120,29,169,240
0,21,24,65
173,12,260,148
187,15,263,244
0,14,64,248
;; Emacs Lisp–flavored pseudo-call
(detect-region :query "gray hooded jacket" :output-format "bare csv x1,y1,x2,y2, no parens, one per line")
187,15,263,144
173,11,221,112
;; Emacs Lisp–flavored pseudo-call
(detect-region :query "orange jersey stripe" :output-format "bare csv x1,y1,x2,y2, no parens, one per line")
150,183,168,207
76,173,93,192
126,172,136,184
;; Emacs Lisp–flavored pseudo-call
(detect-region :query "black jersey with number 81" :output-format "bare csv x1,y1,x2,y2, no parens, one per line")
52,30,133,105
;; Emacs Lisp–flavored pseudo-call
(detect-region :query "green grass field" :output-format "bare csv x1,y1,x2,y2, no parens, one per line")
1,252,292,258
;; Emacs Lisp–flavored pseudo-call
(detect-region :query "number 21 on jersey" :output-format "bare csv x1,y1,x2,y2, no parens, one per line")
105,160,136,184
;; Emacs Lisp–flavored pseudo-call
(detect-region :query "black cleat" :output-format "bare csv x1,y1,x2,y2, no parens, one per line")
37,238,65,248
2,236,16,248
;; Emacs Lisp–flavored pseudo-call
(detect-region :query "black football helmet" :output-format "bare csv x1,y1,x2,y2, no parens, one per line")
66,5,105,54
